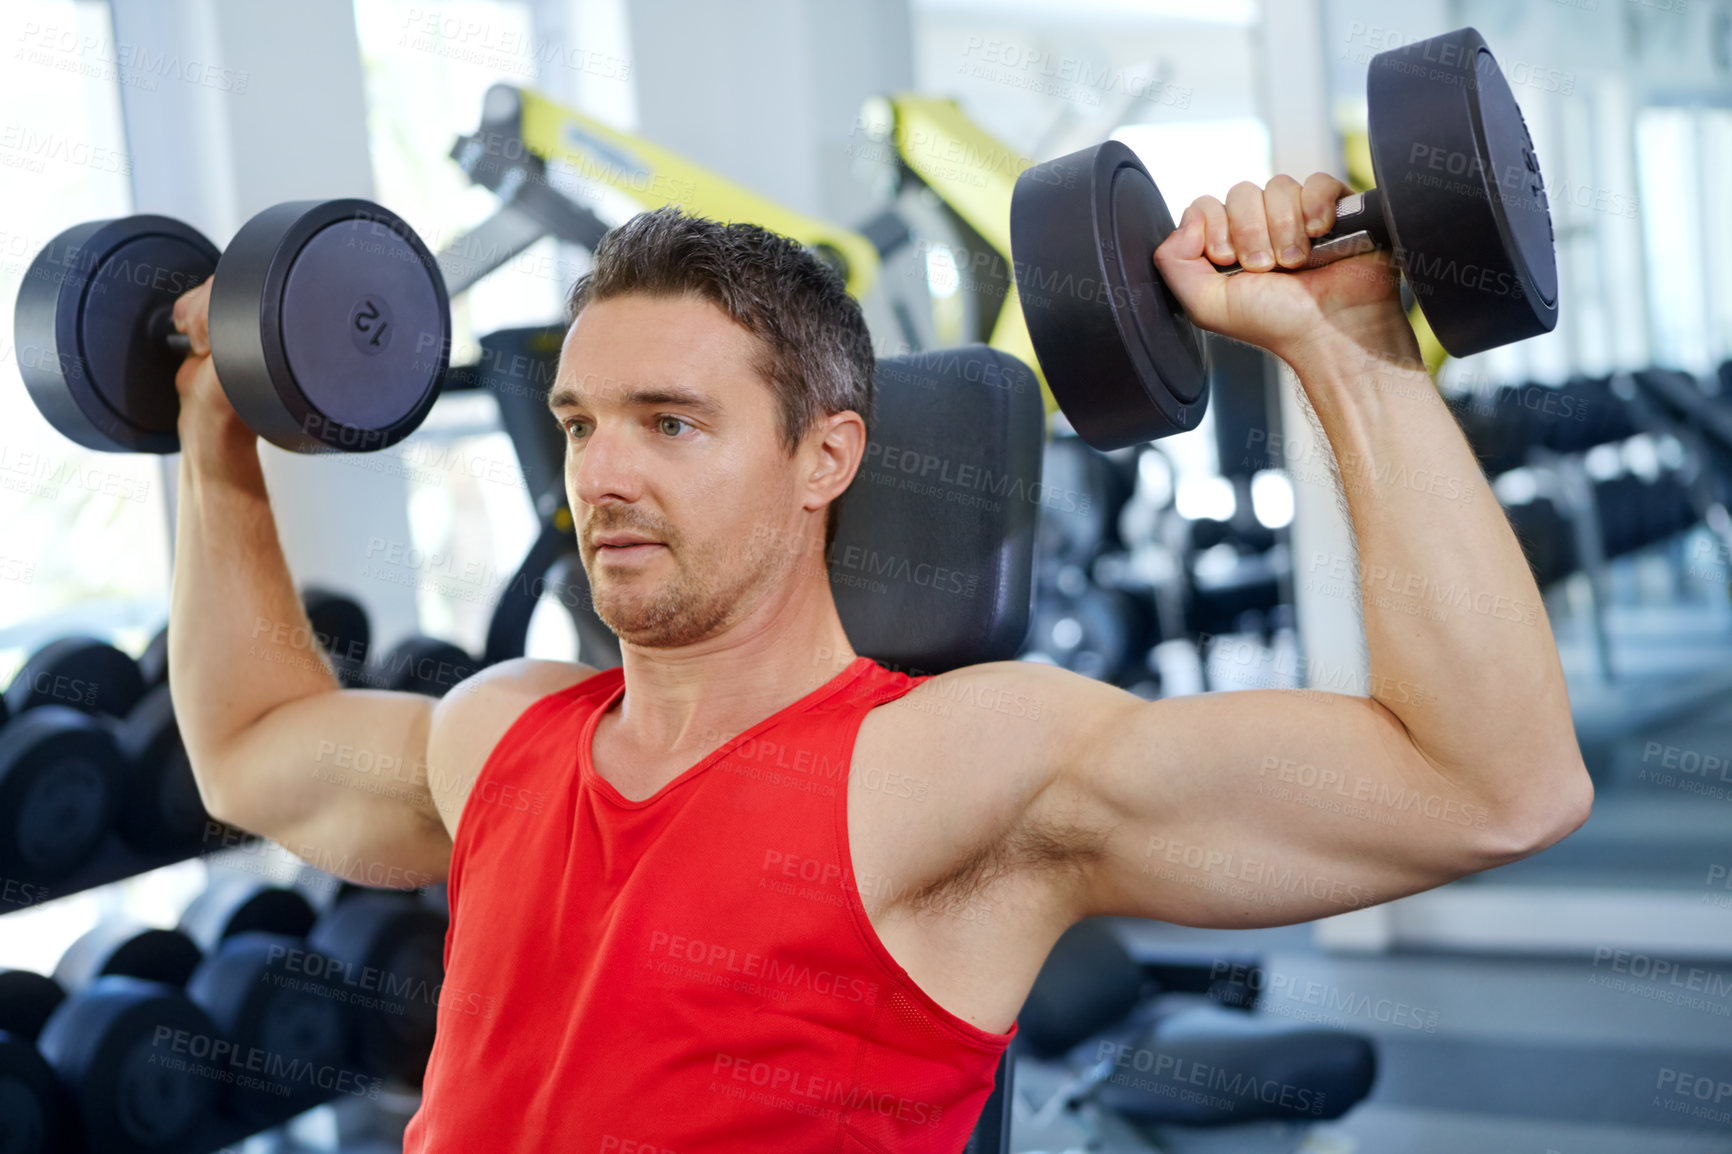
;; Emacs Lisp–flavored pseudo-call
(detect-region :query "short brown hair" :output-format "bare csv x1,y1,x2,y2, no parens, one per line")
566,207,875,550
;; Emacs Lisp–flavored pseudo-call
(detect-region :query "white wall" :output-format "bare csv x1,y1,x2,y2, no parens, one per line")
623,0,915,226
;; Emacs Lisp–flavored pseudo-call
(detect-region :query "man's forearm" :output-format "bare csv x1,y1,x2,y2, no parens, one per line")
1285,325,1584,826
170,421,339,799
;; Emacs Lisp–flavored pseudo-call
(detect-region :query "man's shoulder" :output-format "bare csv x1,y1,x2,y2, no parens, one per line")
882,659,1107,727
424,659,602,832
465,656,603,698
440,655,603,733
866,659,1131,784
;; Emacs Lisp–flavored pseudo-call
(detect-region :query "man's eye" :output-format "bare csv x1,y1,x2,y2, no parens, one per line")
559,417,690,438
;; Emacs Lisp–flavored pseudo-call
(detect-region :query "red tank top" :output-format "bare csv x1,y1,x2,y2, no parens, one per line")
404,655,1015,1153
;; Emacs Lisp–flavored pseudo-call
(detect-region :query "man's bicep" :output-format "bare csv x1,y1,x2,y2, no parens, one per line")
1054,687,1511,928
214,689,453,889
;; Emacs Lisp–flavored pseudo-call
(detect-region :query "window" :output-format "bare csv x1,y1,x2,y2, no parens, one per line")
1636,106,1715,373
352,0,602,659
0,1,170,678
1637,105,1732,373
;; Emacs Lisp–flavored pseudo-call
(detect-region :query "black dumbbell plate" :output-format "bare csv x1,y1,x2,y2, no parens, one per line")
1368,27,1559,356
211,199,449,453
1011,140,1209,451
14,216,219,453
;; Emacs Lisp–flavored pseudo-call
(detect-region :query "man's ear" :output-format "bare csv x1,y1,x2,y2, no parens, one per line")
804,410,867,513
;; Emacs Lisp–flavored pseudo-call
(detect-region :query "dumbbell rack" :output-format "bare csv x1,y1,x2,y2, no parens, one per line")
3,855,440,1153
1563,366,1732,765
0,615,461,1153
1450,367,1732,690
4,831,258,913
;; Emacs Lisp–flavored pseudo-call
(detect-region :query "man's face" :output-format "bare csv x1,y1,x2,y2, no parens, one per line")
549,293,820,650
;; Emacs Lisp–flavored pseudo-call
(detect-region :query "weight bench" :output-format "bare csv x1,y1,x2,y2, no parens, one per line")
1013,921,1376,1145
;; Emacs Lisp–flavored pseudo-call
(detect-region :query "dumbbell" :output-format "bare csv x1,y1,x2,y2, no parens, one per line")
1451,377,1640,471
0,970,73,1153
377,634,483,697
1186,546,1289,639
113,684,211,855
178,877,318,953
5,638,207,861
138,621,169,689
1595,472,1697,560
1011,26,1558,450
1504,496,1578,588
38,975,219,1153
307,891,447,1085
1447,390,1537,477
303,586,372,688
42,922,217,1151
1536,376,1637,454
55,921,205,993
189,931,358,1124
178,881,352,1123
0,706,123,884
5,636,146,719
14,198,450,455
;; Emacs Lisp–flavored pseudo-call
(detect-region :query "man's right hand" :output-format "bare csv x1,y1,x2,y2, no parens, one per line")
1154,174,1420,373
170,276,252,447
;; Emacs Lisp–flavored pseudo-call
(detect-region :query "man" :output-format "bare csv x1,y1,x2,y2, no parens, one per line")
169,173,1591,1151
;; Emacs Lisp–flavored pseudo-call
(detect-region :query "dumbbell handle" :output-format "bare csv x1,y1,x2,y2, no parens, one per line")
1215,187,1392,277
146,305,196,355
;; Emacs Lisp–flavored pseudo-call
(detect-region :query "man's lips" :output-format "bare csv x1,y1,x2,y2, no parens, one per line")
594,541,665,560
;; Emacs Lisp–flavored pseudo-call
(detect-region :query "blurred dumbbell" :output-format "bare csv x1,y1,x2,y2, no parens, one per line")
43,921,222,1150
2,638,203,879
303,587,371,688
1504,497,1579,588
138,622,169,690
5,637,146,719
1036,437,1134,568
1538,376,1637,454
0,969,66,1042
55,921,204,993
0,706,123,883
307,891,447,1086
1186,546,1290,639
178,877,318,953
191,930,359,1124
174,878,356,1122
1447,389,1535,477
0,969,72,1153
1025,580,1156,685
376,634,482,697
1187,515,1276,556
113,684,210,855
1595,473,1697,560
38,975,219,1153
185,902,357,1126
